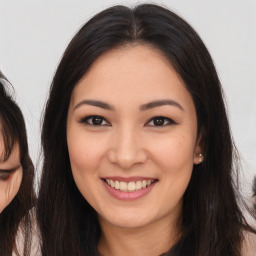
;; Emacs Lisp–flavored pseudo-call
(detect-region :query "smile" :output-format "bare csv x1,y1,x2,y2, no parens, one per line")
102,177,158,200
105,179,155,192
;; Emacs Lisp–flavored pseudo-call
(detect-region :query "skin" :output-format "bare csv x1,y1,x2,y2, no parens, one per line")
0,132,22,214
67,45,203,256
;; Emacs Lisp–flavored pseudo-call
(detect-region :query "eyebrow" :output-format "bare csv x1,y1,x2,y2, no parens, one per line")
140,99,184,111
73,99,184,112
73,100,114,111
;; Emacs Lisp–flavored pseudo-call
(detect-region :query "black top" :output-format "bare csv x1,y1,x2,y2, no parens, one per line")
161,232,195,256
96,233,194,256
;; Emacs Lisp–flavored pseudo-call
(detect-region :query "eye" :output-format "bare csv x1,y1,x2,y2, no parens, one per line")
0,173,12,181
146,116,175,127
0,167,19,181
79,115,110,126
0,172,11,181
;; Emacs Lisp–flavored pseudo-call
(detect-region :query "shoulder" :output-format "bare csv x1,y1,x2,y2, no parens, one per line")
242,231,256,256
13,210,41,256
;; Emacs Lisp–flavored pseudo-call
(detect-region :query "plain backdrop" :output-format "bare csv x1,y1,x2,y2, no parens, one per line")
0,0,255,197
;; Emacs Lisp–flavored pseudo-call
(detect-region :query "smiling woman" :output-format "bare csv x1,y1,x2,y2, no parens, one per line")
67,46,201,238
37,3,256,256
0,72,36,256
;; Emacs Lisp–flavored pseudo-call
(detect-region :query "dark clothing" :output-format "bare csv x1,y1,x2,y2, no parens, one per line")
96,233,194,256
161,232,195,256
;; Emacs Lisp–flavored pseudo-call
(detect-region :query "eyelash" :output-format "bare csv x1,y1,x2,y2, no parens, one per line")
0,169,16,181
0,173,11,181
79,115,176,127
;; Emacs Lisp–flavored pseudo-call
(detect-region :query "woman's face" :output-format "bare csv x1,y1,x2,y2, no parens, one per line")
67,45,202,230
0,133,23,213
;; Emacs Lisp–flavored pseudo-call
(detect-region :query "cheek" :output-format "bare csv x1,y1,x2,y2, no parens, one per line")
0,168,23,213
157,134,195,201
67,131,106,177
151,134,195,207
67,131,108,208
150,132,196,170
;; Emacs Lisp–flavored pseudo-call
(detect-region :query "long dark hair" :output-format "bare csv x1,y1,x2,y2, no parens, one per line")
0,72,36,256
37,4,256,256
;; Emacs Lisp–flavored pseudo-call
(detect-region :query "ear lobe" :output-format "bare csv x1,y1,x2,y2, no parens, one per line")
193,131,205,165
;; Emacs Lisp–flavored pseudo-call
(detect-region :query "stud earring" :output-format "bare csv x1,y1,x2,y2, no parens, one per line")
198,153,204,163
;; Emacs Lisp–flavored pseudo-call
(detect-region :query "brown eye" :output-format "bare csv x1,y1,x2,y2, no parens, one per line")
146,116,175,127
80,115,110,126
91,116,103,125
153,117,165,126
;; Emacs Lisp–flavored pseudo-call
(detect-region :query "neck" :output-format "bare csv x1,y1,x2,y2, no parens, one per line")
98,216,182,256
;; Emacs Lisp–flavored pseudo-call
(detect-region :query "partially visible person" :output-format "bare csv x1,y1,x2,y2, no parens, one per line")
253,177,256,211
0,71,36,256
242,178,256,255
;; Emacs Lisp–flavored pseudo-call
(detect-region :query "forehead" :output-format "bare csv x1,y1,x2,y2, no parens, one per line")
70,45,194,111
0,129,20,164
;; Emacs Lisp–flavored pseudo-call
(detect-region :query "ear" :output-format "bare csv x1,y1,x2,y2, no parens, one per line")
193,131,204,165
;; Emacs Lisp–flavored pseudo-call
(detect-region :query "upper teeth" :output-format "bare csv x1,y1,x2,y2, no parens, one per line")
106,179,154,192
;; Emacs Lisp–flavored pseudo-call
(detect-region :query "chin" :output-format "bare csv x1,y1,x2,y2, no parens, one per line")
100,209,155,229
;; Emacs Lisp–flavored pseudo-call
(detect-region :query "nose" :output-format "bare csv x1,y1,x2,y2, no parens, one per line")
107,127,148,169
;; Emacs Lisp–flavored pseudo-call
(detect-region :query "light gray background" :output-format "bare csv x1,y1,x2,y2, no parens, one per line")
0,0,255,197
